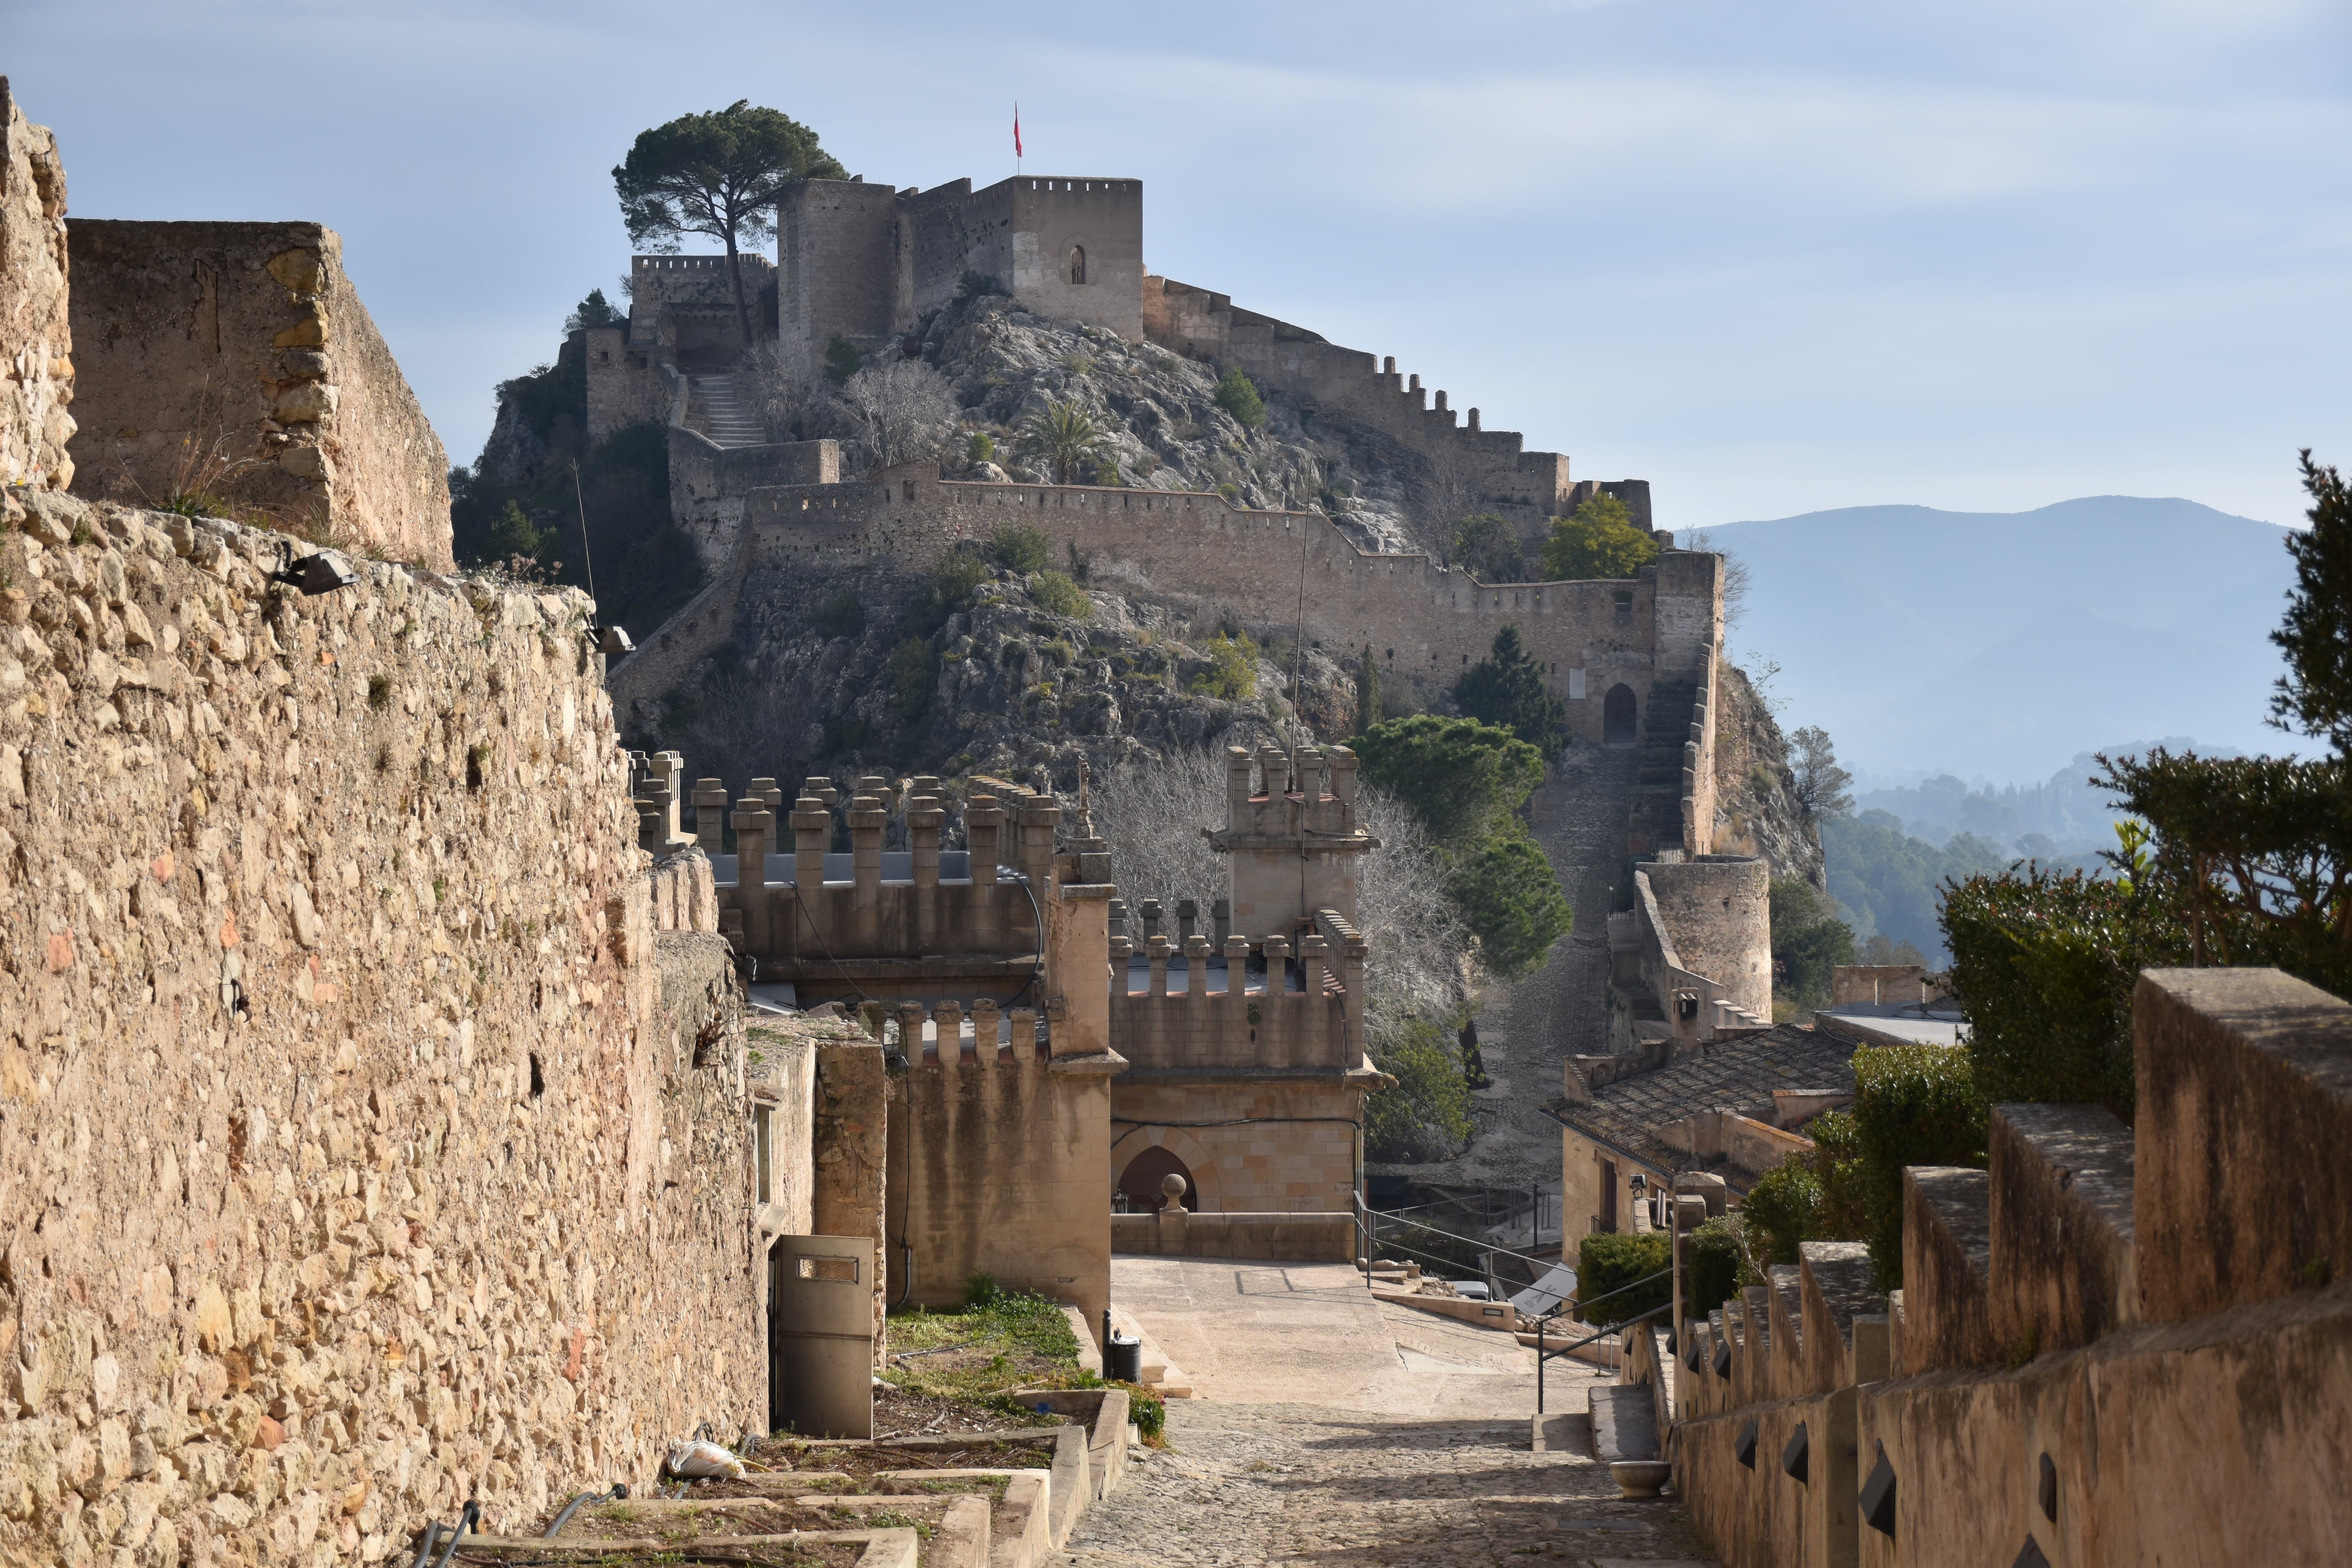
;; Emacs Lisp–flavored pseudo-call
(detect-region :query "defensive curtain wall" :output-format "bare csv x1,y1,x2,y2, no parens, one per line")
0,89,900,1563
611,461,1727,863
65,221,453,571
0,489,783,1563
1650,967,2352,1568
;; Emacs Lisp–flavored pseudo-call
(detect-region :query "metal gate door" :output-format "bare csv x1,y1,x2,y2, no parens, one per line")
767,1234,874,1439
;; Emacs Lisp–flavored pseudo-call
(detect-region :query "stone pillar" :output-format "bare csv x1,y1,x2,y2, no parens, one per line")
1212,898,1231,946
966,796,1002,887
1299,935,1330,1065
1257,745,1290,798
792,797,830,892
1327,746,1359,807
1225,745,1255,815
931,1001,964,1062
1263,933,1292,1063
1147,934,1172,999
848,794,886,918
1017,800,1059,887
1139,899,1163,943
692,777,729,853
896,1002,927,1057
752,775,785,815
1008,1006,1038,1063
1176,899,1198,942
969,999,1002,1058
731,797,775,954
1183,934,1211,999
1224,935,1252,1052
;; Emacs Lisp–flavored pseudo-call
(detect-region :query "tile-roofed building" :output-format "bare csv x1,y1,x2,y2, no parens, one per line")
1542,1023,1865,1238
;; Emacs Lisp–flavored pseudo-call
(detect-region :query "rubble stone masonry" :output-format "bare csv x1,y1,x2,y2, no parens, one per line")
0,487,763,1566
0,78,73,500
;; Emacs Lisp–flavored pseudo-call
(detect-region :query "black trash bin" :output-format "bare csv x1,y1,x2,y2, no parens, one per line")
1105,1332,1142,1385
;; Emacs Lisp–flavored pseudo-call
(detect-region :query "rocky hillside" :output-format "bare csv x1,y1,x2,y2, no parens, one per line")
817,287,1448,555
1711,662,1828,889
634,549,1383,797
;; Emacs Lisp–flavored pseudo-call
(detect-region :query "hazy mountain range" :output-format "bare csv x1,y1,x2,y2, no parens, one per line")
1691,496,2300,783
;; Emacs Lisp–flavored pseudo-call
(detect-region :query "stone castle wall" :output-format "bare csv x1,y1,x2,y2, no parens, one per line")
776,176,1144,374
0,78,73,501
620,469,1723,776
65,222,452,571
0,490,767,1564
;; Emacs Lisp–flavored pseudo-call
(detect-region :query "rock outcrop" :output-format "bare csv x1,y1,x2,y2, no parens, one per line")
1709,661,1827,889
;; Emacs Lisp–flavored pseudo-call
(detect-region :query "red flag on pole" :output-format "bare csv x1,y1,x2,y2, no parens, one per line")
1013,104,1023,160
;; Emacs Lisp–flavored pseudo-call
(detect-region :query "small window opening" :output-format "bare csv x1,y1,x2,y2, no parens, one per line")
528,1053,545,1099
755,1106,773,1205
1067,246,1087,285
797,1255,858,1282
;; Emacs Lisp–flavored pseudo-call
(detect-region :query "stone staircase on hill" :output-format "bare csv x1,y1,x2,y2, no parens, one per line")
685,373,766,447
1628,677,1700,859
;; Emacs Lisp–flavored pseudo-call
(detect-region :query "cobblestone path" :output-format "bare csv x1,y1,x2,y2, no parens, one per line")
1064,1401,1716,1567
1075,1258,1720,1567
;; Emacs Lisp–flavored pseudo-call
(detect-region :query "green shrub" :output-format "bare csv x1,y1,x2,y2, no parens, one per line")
1031,570,1092,620
1354,716,1547,851
967,430,996,464
1684,1217,1746,1318
1091,458,1123,487
1942,862,2177,1121
813,588,865,639
1575,1232,1671,1325
1212,368,1266,429
1188,631,1258,701
989,523,1051,574
1455,625,1567,753
1740,1161,1824,1271
1112,1381,1166,1441
824,334,863,385
1363,1018,1472,1162
1772,878,1858,1015
1852,1045,1987,1286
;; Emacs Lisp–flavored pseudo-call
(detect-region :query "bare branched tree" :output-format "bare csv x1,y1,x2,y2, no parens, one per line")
740,341,822,443
837,358,958,471
1414,449,1484,554
1085,746,1471,1046
1680,527,1752,635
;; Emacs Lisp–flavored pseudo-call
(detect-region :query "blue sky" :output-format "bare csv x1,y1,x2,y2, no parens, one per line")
9,0,2348,529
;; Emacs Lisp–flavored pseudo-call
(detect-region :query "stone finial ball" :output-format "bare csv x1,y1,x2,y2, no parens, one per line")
1160,1172,1189,1201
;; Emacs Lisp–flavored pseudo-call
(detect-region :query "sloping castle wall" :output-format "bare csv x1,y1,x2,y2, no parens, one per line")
0,77,72,501
616,468,1724,794
0,489,763,1563
65,221,453,571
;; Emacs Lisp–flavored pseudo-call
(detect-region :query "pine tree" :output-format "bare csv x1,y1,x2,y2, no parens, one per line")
1455,626,1567,753
2270,449,2352,752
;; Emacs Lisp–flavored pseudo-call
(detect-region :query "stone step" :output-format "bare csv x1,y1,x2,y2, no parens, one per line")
1588,1384,1660,1463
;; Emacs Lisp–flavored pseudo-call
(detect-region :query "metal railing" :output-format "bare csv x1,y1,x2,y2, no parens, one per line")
1531,1266,1673,1414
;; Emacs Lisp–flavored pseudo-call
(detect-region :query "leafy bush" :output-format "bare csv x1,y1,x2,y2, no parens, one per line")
1851,1044,1987,1286
1091,459,1123,487
1452,824,1572,981
1031,570,1092,620
824,334,863,385
1188,632,1259,700
967,430,995,464
888,637,936,724
1455,626,1567,754
1364,1018,1472,1162
1575,1232,1671,1324
1451,513,1525,581
1771,878,1857,1015
1685,1216,1746,1318
813,588,865,639
989,523,1051,573
1212,368,1266,429
915,547,989,631
1539,493,1657,580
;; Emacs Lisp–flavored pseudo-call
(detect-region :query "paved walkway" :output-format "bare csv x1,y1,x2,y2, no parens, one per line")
1065,1258,1718,1566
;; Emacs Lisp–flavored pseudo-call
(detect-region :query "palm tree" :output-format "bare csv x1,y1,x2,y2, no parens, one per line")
1018,400,1107,485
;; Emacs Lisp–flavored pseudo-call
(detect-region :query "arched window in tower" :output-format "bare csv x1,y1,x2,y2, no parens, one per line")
1067,245,1087,285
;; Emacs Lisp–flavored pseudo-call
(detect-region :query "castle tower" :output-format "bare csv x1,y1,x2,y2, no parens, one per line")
1210,743,1376,932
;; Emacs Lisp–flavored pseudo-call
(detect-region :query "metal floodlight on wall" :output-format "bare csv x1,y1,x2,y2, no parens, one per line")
1734,1417,1759,1470
599,625,635,656
270,546,356,595
1859,1442,1898,1536
1781,1421,1810,1485
1713,1339,1732,1378
2012,1537,2052,1568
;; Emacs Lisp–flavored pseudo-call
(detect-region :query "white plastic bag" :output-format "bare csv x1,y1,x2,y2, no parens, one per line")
665,1440,745,1480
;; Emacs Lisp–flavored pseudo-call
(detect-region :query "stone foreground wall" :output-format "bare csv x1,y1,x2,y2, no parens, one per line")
0,492,762,1565
0,79,73,498
65,222,452,572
